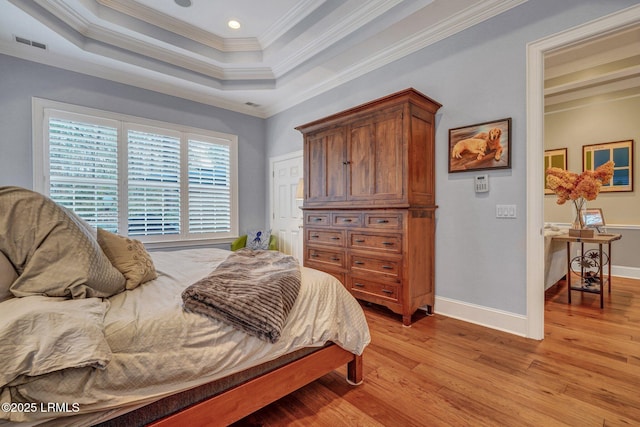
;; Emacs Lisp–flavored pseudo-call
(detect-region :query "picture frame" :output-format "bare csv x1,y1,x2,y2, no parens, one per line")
581,208,605,229
544,148,567,195
448,118,511,173
583,139,634,192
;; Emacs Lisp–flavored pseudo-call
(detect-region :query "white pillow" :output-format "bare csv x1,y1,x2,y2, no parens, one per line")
0,296,112,388
246,229,272,250
0,251,17,302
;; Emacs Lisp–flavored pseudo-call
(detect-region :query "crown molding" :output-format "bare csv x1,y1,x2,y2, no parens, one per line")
96,0,261,52
270,0,403,77
0,39,270,118
258,0,326,49
265,0,529,116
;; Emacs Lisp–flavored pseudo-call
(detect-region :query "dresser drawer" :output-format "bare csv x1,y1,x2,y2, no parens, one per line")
305,213,330,226
307,228,345,247
332,212,362,227
305,248,345,269
350,254,400,280
349,277,399,302
364,213,403,229
349,232,402,253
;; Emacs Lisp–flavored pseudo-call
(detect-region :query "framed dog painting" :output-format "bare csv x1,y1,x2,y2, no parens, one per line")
449,118,511,173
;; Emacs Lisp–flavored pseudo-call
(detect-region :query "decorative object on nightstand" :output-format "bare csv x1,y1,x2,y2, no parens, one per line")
546,160,614,238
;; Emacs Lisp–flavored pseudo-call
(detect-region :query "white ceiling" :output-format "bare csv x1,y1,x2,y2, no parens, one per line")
1,0,637,118
544,22,640,111
0,0,527,117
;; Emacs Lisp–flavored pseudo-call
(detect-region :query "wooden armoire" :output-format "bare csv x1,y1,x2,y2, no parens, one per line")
296,88,441,325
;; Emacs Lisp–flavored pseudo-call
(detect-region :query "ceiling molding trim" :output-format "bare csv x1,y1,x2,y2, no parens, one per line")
270,0,403,77
0,39,269,118
545,87,640,114
258,0,326,49
95,0,261,52
25,2,275,82
545,64,640,96
34,0,93,36
264,0,529,116
545,74,640,105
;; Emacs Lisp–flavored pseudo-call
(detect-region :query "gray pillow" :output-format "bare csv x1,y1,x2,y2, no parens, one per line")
0,187,125,298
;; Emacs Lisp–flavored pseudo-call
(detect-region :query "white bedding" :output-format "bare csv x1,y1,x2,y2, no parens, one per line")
0,248,370,426
544,226,569,290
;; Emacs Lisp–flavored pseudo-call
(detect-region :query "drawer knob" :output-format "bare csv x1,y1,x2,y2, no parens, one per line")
330,257,340,261
376,219,390,224
354,261,364,265
382,265,393,270
354,239,365,243
382,289,393,294
354,283,365,287
330,237,340,240
382,241,394,246
310,253,319,258
313,218,323,222
343,218,352,223
311,234,320,238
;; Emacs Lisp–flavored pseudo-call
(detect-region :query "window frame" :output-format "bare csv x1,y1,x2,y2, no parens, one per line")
32,98,239,248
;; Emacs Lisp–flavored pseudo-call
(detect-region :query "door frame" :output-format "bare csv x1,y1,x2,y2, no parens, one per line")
525,4,640,339
268,150,304,252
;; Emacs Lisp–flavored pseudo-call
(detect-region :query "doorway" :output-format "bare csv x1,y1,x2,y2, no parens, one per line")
526,5,640,339
269,151,304,262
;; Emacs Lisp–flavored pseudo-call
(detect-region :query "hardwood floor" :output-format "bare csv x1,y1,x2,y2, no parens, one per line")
233,275,640,426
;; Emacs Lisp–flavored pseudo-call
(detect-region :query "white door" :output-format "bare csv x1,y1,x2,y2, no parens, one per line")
270,151,304,262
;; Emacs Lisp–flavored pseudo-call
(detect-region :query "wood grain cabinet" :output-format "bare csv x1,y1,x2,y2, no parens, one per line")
296,89,441,325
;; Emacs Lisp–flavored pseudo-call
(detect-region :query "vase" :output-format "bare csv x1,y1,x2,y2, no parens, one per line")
568,197,594,237
571,197,586,229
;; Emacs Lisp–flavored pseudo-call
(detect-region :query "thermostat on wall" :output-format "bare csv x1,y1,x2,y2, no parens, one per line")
475,174,489,193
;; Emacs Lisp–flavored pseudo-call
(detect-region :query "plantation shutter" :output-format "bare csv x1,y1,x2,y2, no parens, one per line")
47,115,119,232
38,100,238,245
188,138,232,234
127,127,181,236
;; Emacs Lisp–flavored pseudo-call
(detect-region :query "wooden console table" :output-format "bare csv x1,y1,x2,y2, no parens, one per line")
551,233,622,308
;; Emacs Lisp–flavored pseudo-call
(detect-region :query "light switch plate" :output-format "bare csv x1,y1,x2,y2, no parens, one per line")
496,204,517,218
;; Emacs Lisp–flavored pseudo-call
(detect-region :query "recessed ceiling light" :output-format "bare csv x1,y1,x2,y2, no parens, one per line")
174,0,192,7
228,20,241,30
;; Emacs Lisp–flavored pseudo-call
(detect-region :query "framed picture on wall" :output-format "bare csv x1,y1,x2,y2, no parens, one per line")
583,140,634,192
448,118,511,173
544,148,567,194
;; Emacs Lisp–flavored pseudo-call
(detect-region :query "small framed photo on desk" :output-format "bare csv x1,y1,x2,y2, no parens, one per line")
582,208,605,230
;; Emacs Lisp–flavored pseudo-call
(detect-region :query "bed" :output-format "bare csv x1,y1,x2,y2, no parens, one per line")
544,224,569,290
0,187,371,426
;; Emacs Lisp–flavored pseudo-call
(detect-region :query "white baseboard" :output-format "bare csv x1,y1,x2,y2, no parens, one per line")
433,296,528,337
434,268,638,338
611,265,640,280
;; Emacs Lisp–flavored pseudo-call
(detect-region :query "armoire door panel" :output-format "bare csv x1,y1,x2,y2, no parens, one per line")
305,129,346,203
349,122,375,198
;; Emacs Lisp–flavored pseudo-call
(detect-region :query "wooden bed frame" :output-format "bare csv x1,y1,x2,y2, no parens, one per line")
148,344,363,427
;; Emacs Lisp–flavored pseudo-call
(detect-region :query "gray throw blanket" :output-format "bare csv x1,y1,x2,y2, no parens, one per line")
182,249,301,343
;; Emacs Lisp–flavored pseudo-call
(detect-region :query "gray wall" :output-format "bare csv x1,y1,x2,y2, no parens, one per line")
0,54,267,242
545,96,640,226
265,0,640,316
545,94,640,269
0,0,636,318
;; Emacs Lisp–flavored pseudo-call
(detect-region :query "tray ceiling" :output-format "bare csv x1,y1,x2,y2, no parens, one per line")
2,1,636,117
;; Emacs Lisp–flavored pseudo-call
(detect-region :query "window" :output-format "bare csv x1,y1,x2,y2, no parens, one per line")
33,99,238,246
